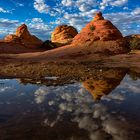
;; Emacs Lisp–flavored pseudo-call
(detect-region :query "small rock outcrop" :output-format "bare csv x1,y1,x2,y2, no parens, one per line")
4,24,43,49
51,25,78,47
72,12,129,54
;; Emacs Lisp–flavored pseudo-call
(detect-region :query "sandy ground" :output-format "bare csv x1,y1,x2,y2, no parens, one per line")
0,48,140,66
0,48,140,79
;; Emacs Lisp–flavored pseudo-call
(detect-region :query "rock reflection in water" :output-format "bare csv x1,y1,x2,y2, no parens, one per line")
0,68,140,140
83,69,126,100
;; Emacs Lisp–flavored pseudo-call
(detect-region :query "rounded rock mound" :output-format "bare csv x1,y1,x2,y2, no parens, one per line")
51,25,78,47
73,12,122,43
71,12,129,54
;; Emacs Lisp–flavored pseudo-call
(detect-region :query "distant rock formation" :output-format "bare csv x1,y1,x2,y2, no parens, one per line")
4,24,43,49
51,25,78,47
71,12,129,54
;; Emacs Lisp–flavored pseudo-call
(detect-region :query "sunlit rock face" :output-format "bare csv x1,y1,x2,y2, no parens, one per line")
72,12,129,54
4,24,43,49
51,25,78,47
73,12,122,42
83,69,126,100
4,34,20,43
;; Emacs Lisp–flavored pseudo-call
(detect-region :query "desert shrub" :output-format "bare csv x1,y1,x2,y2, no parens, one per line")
129,37,140,50
90,25,95,31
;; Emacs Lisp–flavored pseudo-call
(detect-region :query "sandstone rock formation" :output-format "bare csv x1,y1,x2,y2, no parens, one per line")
73,12,122,42
4,24,43,49
51,25,78,47
71,12,129,54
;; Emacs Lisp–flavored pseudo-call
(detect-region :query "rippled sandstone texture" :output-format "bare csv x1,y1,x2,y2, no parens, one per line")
51,25,78,47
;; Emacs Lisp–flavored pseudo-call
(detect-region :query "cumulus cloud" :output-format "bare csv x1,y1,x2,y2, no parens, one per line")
34,0,50,13
26,18,53,40
16,3,24,7
110,0,128,6
104,11,140,35
131,7,140,15
100,0,128,10
61,0,74,7
0,18,19,28
0,18,20,38
27,18,50,31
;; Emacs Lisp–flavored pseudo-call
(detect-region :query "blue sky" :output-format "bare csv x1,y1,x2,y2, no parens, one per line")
0,0,140,40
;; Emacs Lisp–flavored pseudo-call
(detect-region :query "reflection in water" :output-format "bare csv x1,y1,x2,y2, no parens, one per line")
83,69,126,100
0,68,140,140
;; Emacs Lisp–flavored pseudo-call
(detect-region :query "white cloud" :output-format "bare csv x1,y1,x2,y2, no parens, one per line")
104,12,140,36
79,4,90,12
131,7,140,15
0,7,11,13
25,18,53,40
61,0,74,7
110,0,128,6
0,18,19,38
0,18,19,27
100,0,128,10
14,2,24,7
34,0,50,13
32,18,43,23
